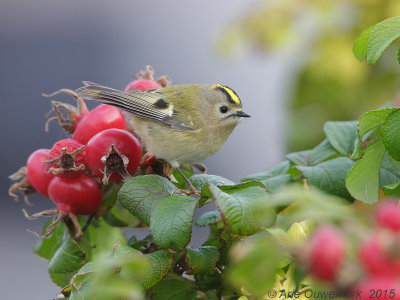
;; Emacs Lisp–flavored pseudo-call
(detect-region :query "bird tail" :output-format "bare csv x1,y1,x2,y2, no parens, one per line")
75,81,122,101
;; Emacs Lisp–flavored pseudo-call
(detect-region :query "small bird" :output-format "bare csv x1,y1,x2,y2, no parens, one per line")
76,82,250,192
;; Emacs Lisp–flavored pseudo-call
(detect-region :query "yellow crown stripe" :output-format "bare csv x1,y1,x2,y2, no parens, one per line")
212,84,241,105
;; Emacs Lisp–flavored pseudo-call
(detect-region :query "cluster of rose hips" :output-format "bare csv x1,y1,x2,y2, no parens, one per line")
9,66,168,237
305,201,400,299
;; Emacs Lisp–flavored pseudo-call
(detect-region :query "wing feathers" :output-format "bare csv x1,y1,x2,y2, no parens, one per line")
76,81,193,131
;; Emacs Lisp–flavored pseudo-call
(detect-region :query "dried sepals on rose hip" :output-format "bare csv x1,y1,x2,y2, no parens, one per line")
86,128,142,184
124,65,170,92
9,149,54,204
24,175,103,239
42,89,89,133
44,139,87,179
23,175,102,240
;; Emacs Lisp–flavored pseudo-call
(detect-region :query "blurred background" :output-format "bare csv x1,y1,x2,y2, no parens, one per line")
1,0,399,298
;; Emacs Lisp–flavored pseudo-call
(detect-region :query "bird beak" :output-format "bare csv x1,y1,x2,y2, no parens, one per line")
236,111,251,118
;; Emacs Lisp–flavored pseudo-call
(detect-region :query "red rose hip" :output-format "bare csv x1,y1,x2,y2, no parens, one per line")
86,128,141,183
124,79,162,92
308,225,346,281
359,233,400,277
46,138,87,180
26,149,54,197
73,104,126,144
375,201,400,232
48,175,102,215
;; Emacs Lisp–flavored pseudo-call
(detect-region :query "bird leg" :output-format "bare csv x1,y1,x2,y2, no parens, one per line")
176,167,200,197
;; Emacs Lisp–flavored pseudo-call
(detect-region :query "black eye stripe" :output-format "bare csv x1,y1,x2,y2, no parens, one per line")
220,106,228,113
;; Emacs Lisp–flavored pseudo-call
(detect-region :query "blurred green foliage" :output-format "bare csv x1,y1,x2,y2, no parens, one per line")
219,0,400,151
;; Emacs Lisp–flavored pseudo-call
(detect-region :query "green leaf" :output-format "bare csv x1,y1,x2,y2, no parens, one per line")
227,238,280,297
259,186,353,225
150,195,198,251
100,183,119,211
358,108,395,137
196,272,222,291
195,210,221,226
69,262,95,300
146,278,197,300
351,138,364,160
353,25,376,61
380,152,400,188
398,47,400,64
210,184,275,235
49,237,87,274
384,182,400,198
383,109,400,160
103,209,128,227
144,250,174,289
189,174,234,190
76,242,148,300
297,157,355,201
172,164,195,189
103,203,140,228
113,240,172,289
86,218,126,259
345,136,386,204
34,221,64,260
50,270,77,288
261,174,292,194
187,246,220,275
242,160,291,181
367,16,400,65
113,239,142,258
323,121,358,155
287,139,338,166
118,175,177,225
199,180,266,205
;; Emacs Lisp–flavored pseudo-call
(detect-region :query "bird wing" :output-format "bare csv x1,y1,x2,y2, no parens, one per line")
76,81,193,131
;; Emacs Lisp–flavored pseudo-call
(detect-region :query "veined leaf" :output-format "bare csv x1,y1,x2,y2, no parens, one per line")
383,109,400,160
367,16,400,65
150,195,198,251
297,157,354,202
187,246,220,275
323,121,358,155
210,184,275,235
118,175,177,225
345,136,385,204
353,25,376,61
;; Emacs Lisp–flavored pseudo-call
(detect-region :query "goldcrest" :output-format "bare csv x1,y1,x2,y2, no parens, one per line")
76,82,250,168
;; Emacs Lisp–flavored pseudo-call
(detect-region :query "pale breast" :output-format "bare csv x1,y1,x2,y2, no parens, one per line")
131,116,228,165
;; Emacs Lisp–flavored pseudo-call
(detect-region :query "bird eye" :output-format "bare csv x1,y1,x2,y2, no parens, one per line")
220,106,228,113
